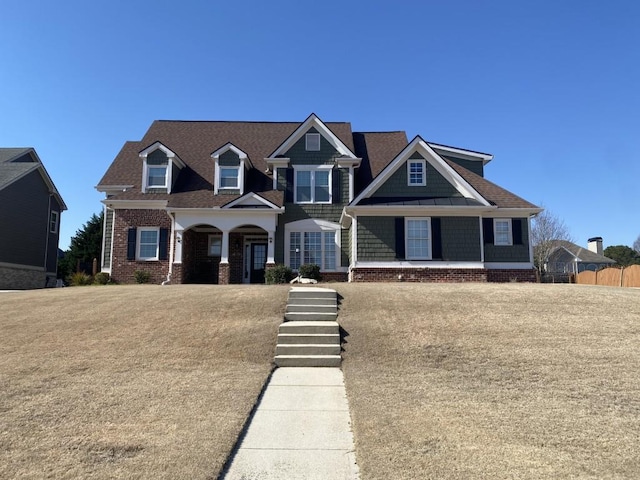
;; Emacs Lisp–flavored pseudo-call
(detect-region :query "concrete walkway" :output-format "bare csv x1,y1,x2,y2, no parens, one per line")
221,367,360,480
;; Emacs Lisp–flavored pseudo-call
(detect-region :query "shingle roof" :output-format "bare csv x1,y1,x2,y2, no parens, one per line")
0,162,38,190
444,159,539,209
550,240,616,264
0,148,33,163
98,118,537,211
99,121,353,208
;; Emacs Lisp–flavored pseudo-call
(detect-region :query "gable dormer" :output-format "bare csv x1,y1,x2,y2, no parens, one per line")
211,143,252,195
139,142,185,194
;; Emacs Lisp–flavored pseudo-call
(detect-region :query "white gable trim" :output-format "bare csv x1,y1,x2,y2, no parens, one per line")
211,142,251,166
351,136,491,207
428,143,493,164
211,142,252,195
139,142,186,168
268,113,357,159
222,192,283,210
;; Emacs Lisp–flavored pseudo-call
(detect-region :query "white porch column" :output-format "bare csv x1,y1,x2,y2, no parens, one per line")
220,230,230,263
267,230,275,263
174,229,183,263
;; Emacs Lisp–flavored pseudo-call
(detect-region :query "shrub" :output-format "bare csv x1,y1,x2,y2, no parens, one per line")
265,264,293,284
68,272,93,286
134,270,151,284
93,272,111,285
299,263,321,281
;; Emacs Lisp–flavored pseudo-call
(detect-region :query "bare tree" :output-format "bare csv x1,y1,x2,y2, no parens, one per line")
530,207,573,273
633,234,640,254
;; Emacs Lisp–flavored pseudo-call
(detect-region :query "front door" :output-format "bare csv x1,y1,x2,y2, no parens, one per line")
250,243,267,284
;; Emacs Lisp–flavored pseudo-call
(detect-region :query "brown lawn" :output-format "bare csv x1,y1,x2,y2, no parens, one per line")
334,283,640,480
0,284,288,480
2,282,639,479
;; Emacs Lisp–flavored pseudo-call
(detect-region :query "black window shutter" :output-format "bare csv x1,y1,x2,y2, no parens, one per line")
285,168,294,203
159,228,169,260
395,217,405,260
431,218,442,259
332,168,341,204
482,219,494,244
512,219,523,245
127,228,137,260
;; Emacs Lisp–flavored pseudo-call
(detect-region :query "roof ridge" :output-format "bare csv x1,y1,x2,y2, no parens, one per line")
153,119,352,125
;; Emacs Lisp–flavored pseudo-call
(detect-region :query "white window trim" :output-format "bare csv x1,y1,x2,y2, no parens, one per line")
494,218,513,246
284,219,342,272
305,132,321,151
137,227,160,261
49,211,59,234
293,165,333,204
208,234,222,256
218,166,240,190
407,159,426,186
405,217,432,260
214,163,245,194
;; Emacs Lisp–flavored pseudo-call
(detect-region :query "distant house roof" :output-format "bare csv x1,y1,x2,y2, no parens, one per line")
549,240,616,264
0,148,67,210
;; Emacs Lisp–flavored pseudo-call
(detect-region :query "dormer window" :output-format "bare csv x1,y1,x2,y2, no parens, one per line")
305,133,321,151
211,143,251,195
139,142,185,194
219,167,240,189
147,166,168,188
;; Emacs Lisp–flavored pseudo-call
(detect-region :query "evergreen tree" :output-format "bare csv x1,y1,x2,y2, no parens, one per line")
603,245,640,267
58,211,103,279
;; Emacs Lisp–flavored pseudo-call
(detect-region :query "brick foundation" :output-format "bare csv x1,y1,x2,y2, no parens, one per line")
319,271,349,282
350,267,537,283
218,263,230,285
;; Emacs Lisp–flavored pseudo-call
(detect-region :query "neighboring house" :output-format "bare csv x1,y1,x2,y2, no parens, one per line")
96,114,541,285
0,148,67,289
546,237,616,274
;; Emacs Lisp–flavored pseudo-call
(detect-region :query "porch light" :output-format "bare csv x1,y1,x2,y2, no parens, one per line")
269,236,273,244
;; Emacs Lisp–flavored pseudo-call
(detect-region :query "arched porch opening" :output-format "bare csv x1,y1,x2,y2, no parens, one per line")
181,224,223,284
229,224,271,284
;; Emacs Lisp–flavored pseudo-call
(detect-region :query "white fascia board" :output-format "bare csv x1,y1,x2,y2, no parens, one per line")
336,157,362,168
222,192,282,210
344,205,494,217
339,208,353,228
166,207,284,215
483,208,543,217
268,113,357,158
101,199,168,209
211,142,252,168
354,261,485,269
265,157,290,168
428,143,493,164
139,142,185,168
484,262,535,269
95,184,135,194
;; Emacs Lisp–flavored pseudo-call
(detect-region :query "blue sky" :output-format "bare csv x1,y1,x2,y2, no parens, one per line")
2,0,638,250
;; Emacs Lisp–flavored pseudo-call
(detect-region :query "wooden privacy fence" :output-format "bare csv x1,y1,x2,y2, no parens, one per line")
576,265,640,288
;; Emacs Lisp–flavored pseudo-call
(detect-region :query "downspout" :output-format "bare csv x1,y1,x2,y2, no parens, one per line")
342,209,356,282
162,211,175,285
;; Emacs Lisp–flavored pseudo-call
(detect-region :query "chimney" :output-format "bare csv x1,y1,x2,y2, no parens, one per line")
587,237,603,256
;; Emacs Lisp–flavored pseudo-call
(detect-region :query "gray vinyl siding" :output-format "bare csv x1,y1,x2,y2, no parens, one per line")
484,218,530,262
372,152,461,198
357,217,397,260
46,197,61,273
103,208,115,269
274,128,349,265
441,155,484,177
0,170,52,268
357,216,481,261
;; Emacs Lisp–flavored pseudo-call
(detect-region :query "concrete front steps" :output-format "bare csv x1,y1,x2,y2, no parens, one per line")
275,287,341,367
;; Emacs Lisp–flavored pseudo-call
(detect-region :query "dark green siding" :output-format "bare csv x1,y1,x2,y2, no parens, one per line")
357,216,481,262
440,217,481,261
275,130,350,266
484,218,531,262
441,155,484,177
219,150,240,166
357,217,397,261
372,153,461,198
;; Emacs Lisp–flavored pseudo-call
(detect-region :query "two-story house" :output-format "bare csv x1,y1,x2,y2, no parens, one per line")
96,114,541,284
0,148,66,289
